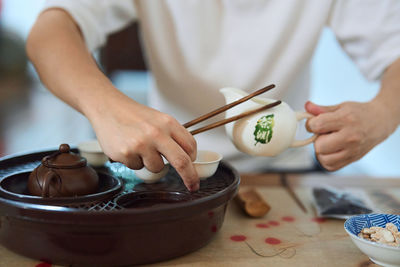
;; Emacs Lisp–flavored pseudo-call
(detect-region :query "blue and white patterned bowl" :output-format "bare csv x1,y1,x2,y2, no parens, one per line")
344,214,400,267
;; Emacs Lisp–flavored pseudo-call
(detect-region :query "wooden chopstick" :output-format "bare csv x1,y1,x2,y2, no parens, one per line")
183,84,275,128
280,173,308,214
190,100,281,136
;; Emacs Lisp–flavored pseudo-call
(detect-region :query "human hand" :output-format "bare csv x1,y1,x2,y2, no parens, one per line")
305,100,395,171
88,95,199,191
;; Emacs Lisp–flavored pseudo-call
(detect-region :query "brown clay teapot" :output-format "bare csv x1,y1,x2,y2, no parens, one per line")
28,144,99,198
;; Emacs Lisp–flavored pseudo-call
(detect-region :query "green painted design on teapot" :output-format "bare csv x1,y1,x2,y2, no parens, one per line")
253,114,274,145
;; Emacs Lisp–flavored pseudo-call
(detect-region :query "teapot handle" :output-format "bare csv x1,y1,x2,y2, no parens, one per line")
42,169,59,197
290,112,318,148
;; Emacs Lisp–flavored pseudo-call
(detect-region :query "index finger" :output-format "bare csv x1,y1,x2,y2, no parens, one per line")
306,112,343,134
156,137,199,192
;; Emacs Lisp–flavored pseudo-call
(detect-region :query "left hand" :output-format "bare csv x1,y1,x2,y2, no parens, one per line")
305,100,394,171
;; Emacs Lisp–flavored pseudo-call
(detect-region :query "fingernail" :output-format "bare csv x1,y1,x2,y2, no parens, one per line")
190,183,200,192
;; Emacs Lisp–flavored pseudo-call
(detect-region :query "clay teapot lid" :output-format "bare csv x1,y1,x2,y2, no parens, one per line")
42,144,86,169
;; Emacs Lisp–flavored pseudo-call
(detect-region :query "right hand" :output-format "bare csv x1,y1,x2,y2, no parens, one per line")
89,94,199,191
26,9,199,191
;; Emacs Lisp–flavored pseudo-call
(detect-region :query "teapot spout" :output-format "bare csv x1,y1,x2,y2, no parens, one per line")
219,87,248,105
219,87,262,118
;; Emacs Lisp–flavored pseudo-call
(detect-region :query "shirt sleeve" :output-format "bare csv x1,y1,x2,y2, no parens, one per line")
42,0,137,51
328,0,400,81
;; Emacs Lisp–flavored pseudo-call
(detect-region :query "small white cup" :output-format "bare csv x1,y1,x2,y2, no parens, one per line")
194,150,223,180
78,139,108,167
135,151,222,183
135,164,170,184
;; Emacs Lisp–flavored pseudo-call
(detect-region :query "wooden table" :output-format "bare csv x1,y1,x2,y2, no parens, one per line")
1,173,399,267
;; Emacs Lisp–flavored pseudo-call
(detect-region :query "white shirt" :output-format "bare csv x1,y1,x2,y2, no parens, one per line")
42,0,400,172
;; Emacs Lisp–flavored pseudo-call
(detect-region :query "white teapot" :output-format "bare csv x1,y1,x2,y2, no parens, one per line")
220,87,316,157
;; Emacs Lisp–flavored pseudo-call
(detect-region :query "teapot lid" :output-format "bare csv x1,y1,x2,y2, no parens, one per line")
42,144,87,169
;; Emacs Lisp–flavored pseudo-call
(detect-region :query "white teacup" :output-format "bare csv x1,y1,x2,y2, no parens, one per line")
135,164,170,184
194,150,223,180
135,150,222,183
78,139,109,167
220,87,317,157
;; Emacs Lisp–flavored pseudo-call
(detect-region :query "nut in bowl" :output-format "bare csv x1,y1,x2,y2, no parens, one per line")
344,214,400,267
194,150,223,180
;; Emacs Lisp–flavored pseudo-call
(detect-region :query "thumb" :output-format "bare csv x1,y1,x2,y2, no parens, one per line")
305,101,339,116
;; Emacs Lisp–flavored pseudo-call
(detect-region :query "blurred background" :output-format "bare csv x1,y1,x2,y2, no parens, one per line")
0,0,399,176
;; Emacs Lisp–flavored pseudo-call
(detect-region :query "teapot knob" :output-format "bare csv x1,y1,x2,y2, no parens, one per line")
59,144,70,153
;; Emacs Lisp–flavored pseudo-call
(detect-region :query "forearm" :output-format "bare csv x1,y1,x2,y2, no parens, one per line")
26,9,129,120
371,57,400,134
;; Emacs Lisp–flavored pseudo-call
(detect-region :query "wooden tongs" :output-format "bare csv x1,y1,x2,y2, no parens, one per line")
184,84,281,135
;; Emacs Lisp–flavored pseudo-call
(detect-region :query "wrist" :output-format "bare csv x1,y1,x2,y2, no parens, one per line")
81,83,140,125
369,98,399,137
376,58,400,129
79,82,120,122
